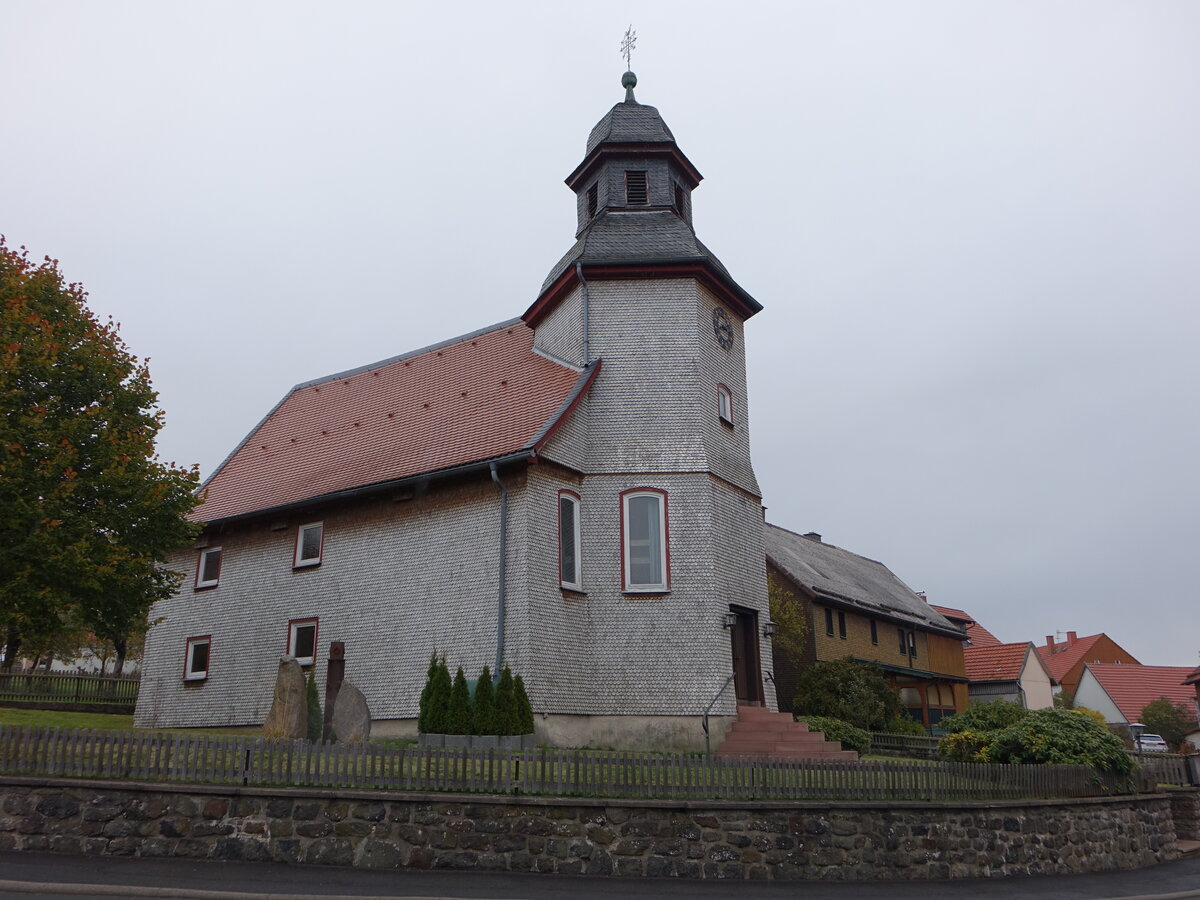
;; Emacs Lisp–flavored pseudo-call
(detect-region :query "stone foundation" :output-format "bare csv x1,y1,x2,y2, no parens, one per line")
1166,787,1200,841
0,777,1179,881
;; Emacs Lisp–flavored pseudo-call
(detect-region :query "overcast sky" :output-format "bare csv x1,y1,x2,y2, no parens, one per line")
4,2,1197,669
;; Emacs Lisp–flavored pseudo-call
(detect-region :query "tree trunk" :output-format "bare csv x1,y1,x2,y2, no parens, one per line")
0,625,19,672
113,635,128,679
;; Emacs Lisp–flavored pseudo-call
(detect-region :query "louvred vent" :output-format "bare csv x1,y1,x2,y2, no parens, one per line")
625,171,648,205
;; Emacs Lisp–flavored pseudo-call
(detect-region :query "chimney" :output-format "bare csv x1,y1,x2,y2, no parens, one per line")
1067,631,1077,644
1046,635,1055,650
803,532,822,542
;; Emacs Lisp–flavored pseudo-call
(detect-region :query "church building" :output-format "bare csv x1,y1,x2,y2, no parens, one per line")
135,72,775,750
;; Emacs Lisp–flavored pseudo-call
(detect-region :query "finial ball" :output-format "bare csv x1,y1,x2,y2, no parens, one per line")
621,70,637,90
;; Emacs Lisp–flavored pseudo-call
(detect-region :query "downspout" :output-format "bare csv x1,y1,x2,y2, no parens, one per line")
489,463,508,678
575,261,590,365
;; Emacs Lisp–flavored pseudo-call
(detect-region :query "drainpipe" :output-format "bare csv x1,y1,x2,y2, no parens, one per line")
489,463,508,678
575,261,590,366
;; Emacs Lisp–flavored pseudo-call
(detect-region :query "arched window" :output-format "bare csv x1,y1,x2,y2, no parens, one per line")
621,489,669,592
558,491,582,590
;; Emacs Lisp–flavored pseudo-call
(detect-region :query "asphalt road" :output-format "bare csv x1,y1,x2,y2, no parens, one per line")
0,852,1199,900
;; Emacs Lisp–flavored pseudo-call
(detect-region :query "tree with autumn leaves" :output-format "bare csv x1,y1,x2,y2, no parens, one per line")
0,238,200,675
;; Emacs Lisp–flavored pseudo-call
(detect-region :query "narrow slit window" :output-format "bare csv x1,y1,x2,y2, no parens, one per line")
195,547,222,589
586,183,598,218
559,491,582,590
824,608,834,636
908,630,918,658
838,611,847,639
622,489,668,591
288,619,318,667
625,170,648,205
870,619,878,645
184,636,211,681
899,627,907,655
294,522,323,568
717,384,733,425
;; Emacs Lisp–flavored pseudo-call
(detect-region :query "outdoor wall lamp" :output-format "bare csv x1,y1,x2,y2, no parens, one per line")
722,612,737,629
762,621,777,638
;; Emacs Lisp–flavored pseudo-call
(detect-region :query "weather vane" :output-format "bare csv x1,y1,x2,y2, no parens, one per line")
621,26,637,71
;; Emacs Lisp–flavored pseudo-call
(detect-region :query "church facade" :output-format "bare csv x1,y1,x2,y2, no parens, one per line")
135,73,774,750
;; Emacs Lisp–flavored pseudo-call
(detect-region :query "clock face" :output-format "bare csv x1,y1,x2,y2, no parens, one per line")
712,306,734,351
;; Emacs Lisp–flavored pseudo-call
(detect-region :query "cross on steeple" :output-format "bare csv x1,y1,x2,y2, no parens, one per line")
621,26,637,71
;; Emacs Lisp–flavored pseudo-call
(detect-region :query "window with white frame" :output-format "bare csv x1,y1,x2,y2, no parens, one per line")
558,491,582,590
195,547,222,589
717,384,733,425
288,618,318,666
294,522,323,568
622,489,668,592
184,636,211,681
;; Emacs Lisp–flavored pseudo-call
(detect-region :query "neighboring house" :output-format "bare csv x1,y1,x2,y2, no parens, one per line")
1073,664,1200,739
962,642,1055,710
1186,665,1200,750
1036,632,1140,698
765,525,968,727
136,73,775,751
930,605,1002,648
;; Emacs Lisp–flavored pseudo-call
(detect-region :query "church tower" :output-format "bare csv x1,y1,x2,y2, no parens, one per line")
521,72,774,749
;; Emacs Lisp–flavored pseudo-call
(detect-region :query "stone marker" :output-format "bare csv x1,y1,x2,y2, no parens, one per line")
331,680,371,742
262,656,306,739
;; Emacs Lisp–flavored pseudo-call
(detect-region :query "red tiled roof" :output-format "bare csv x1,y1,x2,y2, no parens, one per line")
1085,664,1199,724
930,605,1002,647
193,321,592,522
1035,633,1141,683
1185,665,1200,686
964,642,1033,683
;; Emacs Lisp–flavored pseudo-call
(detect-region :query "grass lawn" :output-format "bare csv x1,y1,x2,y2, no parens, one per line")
0,706,256,736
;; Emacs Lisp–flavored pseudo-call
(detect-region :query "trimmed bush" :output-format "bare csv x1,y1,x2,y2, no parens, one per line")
417,651,438,734
496,666,519,736
305,668,322,743
473,665,496,735
795,715,870,754
426,657,452,735
447,667,471,735
987,708,1132,774
514,674,534,735
939,699,1026,735
792,657,900,731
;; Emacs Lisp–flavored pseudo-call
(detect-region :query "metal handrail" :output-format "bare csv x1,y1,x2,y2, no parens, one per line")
701,673,736,756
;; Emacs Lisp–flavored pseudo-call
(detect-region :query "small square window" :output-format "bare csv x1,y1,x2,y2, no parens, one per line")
717,384,733,425
184,636,211,681
559,491,582,591
294,522,323,568
195,547,222,589
838,611,847,639
288,619,318,667
824,608,834,636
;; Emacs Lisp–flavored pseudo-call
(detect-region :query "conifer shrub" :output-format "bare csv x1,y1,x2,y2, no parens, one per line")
417,651,438,734
305,668,323,743
427,657,452,735
514,673,535,735
473,665,496,735
447,666,471,735
496,666,519,736
795,716,870,754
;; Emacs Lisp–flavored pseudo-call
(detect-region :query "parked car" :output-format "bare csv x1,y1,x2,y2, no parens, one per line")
1137,733,1170,753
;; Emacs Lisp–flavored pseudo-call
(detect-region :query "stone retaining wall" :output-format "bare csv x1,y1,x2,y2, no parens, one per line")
1167,787,1200,841
0,777,1180,881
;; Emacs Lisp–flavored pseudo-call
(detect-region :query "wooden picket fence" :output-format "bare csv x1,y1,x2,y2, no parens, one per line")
1129,752,1191,786
868,731,942,759
0,725,1148,802
0,673,138,712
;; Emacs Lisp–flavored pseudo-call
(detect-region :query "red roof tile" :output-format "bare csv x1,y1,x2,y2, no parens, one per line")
930,605,1002,647
193,321,591,522
964,642,1033,683
1035,633,1141,683
1085,664,1200,724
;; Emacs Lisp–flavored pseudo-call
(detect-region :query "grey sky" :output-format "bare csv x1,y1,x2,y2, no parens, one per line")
4,1,1197,668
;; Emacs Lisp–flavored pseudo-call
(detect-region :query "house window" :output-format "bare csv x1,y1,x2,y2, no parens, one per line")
294,522,323,568
717,384,733,425
184,636,211,681
586,183,598,218
558,491,582,590
824,608,834,636
870,619,878,645
838,611,847,639
625,170,648,205
195,548,222,589
621,489,668,591
908,630,918,658
898,627,907,655
288,618,318,667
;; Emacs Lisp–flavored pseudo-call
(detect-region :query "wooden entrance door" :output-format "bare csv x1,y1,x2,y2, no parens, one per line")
729,606,764,705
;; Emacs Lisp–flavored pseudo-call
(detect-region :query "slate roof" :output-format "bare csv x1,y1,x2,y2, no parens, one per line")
193,320,595,523
766,524,961,637
587,101,675,153
1036,634,1139,684
930,605,1003,647
1084,664,1200,724
964,642,1037,683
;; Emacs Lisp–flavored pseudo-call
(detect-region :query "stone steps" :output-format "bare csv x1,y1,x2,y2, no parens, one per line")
716,706,859,761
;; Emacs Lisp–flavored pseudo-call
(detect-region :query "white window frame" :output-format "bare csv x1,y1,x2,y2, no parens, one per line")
184,636,211,681
621,489,669,593
293,522,324,568
288,618,319,667
558,491,582,591
717,384,733,425
195,547,222,589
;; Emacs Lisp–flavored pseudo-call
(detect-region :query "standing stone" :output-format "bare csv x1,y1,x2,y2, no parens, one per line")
331,680,371,742
262,656,307,739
